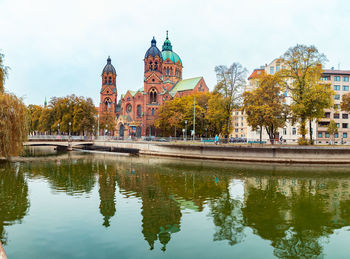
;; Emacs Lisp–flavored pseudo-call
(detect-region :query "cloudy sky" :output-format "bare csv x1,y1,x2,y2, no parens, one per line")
1,0,349,106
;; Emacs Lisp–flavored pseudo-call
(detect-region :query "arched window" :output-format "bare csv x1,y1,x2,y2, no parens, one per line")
104,76,107,84
154,62,158,71
126,104,132,113
152,108,155,115
137,105,142,117
149,89,157,104
108,76,112,84
149,61,153,71
104,98,112,111
170,67,173,75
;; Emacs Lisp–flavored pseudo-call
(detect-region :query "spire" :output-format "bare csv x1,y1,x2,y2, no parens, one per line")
107,56,111,64
151,37,156,46
162,31,172,51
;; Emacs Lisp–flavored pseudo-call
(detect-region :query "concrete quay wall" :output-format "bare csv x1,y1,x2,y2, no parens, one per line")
93,141,350,164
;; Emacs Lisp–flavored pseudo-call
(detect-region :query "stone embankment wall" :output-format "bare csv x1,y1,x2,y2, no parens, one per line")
93,141,350,164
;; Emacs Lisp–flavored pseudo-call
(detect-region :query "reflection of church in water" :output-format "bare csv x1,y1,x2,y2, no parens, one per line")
99,32,209,137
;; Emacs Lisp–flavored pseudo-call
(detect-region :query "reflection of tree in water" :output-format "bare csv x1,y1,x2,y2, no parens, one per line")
116,162,229,251
210,191,245,246
98,165,117,228
243,177,344,258
0,163,29,245
24,159,96,195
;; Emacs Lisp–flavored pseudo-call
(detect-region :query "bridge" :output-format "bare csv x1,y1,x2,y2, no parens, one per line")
24,141,93,151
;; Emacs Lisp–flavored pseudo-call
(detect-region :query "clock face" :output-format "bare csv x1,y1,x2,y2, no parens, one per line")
127,104,132,113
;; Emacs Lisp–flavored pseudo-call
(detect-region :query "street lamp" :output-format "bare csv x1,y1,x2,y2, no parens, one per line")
68,122,72,147
182,128,185,141
57,123,60,136
185,120,187,141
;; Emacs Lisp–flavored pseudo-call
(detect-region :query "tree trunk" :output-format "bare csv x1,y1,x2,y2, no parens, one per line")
259,125,263,143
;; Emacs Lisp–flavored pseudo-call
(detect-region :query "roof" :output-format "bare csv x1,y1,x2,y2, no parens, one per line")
162,50,182,65
102,56,116,75
145,37,162,59
248,69,265,80
170,77,202,93
322,69,350,76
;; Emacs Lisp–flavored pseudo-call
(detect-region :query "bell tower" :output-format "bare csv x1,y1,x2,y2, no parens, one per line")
100,56,117,119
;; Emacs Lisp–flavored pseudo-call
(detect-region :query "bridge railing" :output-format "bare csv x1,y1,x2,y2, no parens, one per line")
28,135,92,141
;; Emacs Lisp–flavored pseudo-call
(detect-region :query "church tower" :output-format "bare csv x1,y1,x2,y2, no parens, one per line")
100,56,117,119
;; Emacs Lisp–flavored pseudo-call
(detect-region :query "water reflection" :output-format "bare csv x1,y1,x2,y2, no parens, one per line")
2,153,350,257
0,162,29,245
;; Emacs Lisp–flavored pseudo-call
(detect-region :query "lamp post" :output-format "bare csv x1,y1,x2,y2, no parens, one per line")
205,128,207,139
68,122,72,149
57,123,60,136
185,120,187,141
182,128,185,141
92,125,95,140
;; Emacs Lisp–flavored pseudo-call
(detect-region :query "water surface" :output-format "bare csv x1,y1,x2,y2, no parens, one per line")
1,151,350,258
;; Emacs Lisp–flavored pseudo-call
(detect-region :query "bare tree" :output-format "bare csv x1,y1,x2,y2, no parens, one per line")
214,63,247,135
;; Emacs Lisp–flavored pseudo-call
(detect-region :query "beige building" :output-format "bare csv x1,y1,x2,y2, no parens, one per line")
231,109,246,138
316,69,350,144
244,59,316,143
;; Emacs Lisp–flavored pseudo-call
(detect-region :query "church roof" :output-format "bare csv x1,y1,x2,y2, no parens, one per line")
162,51,182,66
170,77,202,93
145,37,162,59
102,56,116,75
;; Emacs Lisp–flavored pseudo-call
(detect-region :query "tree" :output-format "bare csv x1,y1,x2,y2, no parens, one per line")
243,74,287,143
0,52,28,158
214,63,248,136
279,44,329,145
327,120,338,145
341,93,350,112
100,111,116,135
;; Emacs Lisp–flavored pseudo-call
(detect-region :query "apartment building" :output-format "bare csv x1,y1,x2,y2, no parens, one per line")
244,59,316,143
231,109,246,138
316,69,350,144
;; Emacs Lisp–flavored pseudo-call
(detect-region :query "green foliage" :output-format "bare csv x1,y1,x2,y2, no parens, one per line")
0,93,28,158
154,92,226,137
27,95,97,135
341,93,350,112
243,74,287,143
214,63,247,135
100,111,116,133
279,44,332,144
0,52,28,158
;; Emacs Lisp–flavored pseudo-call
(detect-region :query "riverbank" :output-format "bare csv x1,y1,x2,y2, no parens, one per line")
90,141,350,164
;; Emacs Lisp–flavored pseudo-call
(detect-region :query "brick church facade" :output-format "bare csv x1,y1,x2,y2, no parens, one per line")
99,32,209,137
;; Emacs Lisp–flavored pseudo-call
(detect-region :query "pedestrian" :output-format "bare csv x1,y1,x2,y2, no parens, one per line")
215,134,219,145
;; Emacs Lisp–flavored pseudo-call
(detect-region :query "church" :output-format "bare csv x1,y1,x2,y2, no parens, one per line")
99,32,209,138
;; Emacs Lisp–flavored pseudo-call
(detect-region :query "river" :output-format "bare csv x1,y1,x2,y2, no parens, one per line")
1,148,350,258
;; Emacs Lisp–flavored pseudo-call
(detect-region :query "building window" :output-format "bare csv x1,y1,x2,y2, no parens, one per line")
344,132,348,138
149,88,157,103
334,76,341,81
343,85,349,91
321,76,330,81
337,123,340,128
151,108,155,115
343,113,349,119
334,104,340,109
126,104,132,113
292,128,296,135
334,94,340,100
318,132,323,138
283,128,287,135
270,67,274,74
335,133,339,138
334,113,340,119
334,85,340,91
235,129,238,132
276,65,280,72
104,77,107,84
108,76,112,84
137,105,141,117
324,112,330,118
325,132,330,138
343,123,348,128
344,76,349,82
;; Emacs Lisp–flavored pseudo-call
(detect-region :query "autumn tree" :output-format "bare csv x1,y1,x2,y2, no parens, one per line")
327,120,338,145
100,111,116,135
214,63,247,135
243,74,287,143
0,52,28,158
341,93,350,112
279,45,330,145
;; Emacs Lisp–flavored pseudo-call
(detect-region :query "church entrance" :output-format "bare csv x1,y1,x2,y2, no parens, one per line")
119,124,124,138
136,127,142,138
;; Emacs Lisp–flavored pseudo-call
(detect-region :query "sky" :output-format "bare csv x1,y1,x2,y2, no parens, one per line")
1,0,350,106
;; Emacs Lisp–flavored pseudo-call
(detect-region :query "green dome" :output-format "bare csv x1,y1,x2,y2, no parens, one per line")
162,51,182,65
